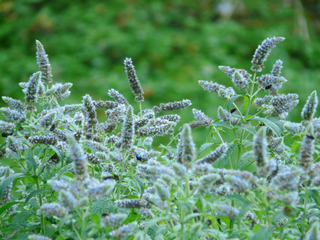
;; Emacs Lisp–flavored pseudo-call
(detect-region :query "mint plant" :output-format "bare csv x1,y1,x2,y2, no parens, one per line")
0,37,319,240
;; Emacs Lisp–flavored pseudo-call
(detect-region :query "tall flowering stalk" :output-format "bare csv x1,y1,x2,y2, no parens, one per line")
24,71,41,103
251,36,285,72
299,126,315,171
66,134,88,181
176,124,196,168
124,58,144,102
116,105,134,149
36,40,52,83
301,90,318,121
83,94,98,133
253,127,269,176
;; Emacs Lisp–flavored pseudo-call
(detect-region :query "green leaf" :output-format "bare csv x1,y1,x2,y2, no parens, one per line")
195,199,203,213
198,143,215,157
131,175,144,195
92,197,115,214
147,224,158,240
12,211,34,225
226,95,242,111
26,149,37,171
308,189,320,205
56,163,73,179
0,202,20,215
234,124,256,135
34,145,45,156
242,95,250,112
251,226,275,240
291,141,300,153
250,117,283,136
184,213,201,223
50,145,64,162
90,213,101,225
239,150,254,170
25,189,50,203
228,193,251,204
212,121,231,129
0,173,24,199
125,211,138,223
217,143,236,168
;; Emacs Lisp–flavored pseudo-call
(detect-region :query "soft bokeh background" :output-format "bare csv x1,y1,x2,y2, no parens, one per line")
1,0,320,145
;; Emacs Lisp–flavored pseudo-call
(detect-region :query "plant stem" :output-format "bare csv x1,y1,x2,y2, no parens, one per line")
36,177,45,234
230,200,235,231
232,102,245,122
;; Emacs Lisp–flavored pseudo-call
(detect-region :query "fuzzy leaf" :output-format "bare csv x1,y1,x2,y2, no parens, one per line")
92,197,115,214
234,124,256,135
56,163,73,179
131,175,144,196
25,189,50,203
251,117,283,136
0,173,24,199
12,211,34,225
198,142,215,157
0,202,20,215
242,95,250,112
251,226,275,240
26,149,37,171
147,224,158,240
226,95,242,111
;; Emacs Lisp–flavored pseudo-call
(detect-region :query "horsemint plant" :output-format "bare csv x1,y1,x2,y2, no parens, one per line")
0,37,320,240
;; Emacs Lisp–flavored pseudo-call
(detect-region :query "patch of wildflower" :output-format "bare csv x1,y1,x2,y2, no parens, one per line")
3,37,320,240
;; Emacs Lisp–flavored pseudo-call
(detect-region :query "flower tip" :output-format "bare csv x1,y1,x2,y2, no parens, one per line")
257,126,266,138
218,66,227,71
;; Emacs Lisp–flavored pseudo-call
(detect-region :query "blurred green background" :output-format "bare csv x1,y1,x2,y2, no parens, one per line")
1,0,320,146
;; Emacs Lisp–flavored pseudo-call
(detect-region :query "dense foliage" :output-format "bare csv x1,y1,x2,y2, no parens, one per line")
1,36,320,240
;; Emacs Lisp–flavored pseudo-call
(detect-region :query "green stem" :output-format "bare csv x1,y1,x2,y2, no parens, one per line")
73,222,83,240
230,200,235,231
213,126,224,143
245,72,256,118
185,176,190,198
232,102,245,122
36,178,45,234
139,101,142,117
